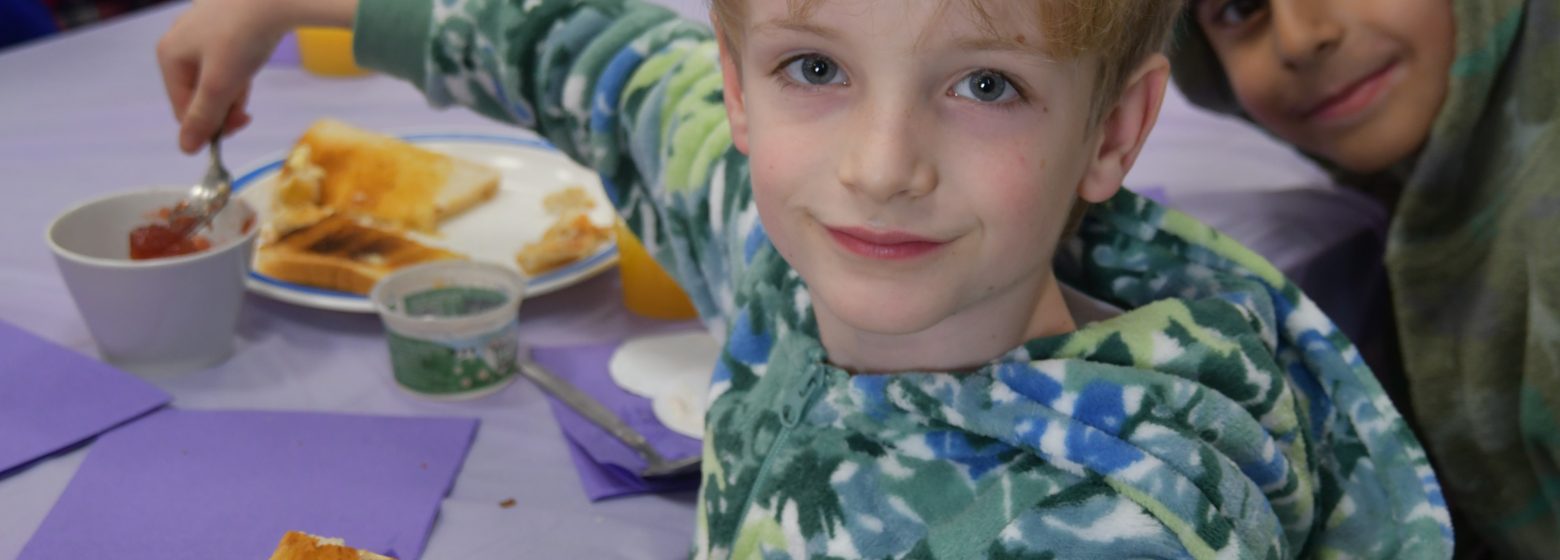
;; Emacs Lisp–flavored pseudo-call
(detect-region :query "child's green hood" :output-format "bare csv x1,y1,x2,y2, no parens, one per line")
1171,1,1560,557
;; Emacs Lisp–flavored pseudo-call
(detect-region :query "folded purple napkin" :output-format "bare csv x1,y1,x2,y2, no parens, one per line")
531,342,701,501
0,319,169,477
21,409,478,560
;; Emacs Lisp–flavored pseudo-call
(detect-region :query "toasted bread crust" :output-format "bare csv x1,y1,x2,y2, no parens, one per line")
435,160,501,222
269,531,394,560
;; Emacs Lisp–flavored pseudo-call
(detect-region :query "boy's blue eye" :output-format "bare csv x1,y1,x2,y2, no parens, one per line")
783,55,845,86
952,70,1017,103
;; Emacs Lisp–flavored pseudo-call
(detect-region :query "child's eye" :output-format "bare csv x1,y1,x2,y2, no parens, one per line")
781,54,846,86
950,70,1019,104
1208,0,1267,27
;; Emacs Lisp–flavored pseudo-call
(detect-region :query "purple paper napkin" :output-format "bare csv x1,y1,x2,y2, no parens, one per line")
20,409,478,560
531,342,701,501
0,320,169,477
563,437,698,500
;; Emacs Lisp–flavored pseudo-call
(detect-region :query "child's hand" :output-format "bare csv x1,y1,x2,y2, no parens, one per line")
155,0,357,154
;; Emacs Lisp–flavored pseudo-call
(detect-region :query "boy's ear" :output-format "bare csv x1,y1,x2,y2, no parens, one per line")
713,18,751,155
1077,53,1170,203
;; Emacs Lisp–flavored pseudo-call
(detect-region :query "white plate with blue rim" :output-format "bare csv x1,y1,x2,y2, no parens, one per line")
232,131,619,313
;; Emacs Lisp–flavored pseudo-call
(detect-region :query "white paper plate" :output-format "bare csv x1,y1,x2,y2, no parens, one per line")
232,132,618,313
609,331,721,440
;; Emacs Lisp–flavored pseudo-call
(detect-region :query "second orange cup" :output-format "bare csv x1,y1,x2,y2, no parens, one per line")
615,221,698,321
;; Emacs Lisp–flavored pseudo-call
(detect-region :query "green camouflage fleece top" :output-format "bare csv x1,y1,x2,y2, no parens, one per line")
1172,1,1560,556
355,1,1452,557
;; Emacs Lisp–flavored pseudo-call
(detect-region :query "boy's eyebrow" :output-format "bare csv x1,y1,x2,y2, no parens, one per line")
750,13,1053,61
938,31,1066,65
951,36,1042,56
751,17,843,41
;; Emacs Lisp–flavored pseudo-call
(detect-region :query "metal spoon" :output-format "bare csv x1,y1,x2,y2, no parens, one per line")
168,131,232,237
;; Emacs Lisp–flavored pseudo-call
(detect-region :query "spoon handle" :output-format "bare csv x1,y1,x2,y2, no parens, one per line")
208,131,222,169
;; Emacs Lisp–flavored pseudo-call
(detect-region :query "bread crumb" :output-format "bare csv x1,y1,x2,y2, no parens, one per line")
542,186,595,216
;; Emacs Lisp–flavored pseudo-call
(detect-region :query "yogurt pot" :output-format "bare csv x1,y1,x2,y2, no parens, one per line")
370,261,526,400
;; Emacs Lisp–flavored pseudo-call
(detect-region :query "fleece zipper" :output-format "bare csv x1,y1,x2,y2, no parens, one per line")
727,366,828,546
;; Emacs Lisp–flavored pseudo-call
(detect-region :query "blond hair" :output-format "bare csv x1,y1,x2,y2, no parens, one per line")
710,0,1184,125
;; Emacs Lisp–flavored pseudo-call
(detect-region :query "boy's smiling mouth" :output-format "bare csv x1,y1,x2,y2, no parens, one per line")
1297,59,1402,125
825,225,950,260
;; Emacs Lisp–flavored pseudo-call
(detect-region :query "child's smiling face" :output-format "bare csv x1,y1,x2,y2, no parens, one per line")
715,0,1167,370
1195,0,1456,173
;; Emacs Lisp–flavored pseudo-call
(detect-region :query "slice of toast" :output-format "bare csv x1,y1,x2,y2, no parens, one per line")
283,119,500,233
256,214,464,295
515,212,613,276
269,531,395,560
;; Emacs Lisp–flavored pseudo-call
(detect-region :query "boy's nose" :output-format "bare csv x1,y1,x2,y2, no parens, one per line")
1271,0,1344,70
837,103,937,203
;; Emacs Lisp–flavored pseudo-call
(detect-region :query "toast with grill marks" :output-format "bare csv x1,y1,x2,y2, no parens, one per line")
256,214,464,295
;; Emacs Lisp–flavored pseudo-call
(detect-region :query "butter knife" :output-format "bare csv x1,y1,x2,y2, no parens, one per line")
517,358,700,478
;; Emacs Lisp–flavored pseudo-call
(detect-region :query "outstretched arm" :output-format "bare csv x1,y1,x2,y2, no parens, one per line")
156,0,358,153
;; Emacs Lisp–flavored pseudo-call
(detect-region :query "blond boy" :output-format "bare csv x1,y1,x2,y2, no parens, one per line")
159,0,1452,557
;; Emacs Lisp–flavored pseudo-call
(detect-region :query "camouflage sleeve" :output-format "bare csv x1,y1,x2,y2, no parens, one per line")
355,0,752,328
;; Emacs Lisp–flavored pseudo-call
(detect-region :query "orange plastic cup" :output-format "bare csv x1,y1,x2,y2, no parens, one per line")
615,220,698,320
296,27,371,77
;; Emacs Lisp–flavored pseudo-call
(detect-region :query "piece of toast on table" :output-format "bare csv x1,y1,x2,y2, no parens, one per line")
269,531,395,560
278,119,499,233
256,214,464,295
